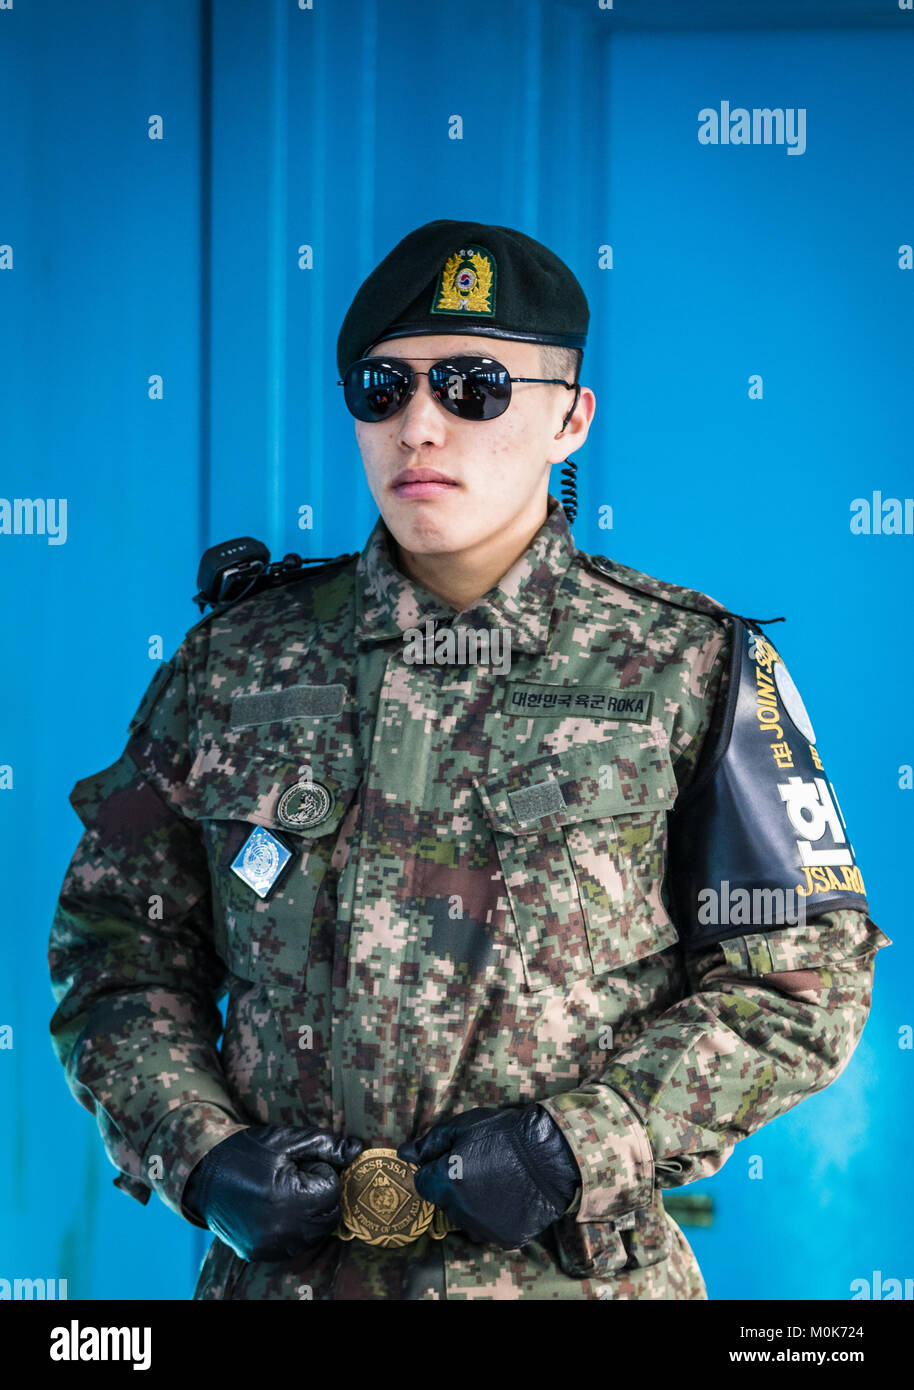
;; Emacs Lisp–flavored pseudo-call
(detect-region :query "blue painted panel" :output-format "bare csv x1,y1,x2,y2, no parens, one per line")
0,0,209,1300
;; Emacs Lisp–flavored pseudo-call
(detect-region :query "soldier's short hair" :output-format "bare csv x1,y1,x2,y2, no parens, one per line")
539,344,582,386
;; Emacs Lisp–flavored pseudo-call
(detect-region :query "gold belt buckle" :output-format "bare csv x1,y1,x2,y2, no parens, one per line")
336,1147,457,1247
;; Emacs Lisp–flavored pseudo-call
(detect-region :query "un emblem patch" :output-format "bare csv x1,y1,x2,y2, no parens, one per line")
230,825,293,899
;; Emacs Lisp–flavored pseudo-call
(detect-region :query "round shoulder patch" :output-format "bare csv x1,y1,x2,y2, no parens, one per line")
774,660,816,745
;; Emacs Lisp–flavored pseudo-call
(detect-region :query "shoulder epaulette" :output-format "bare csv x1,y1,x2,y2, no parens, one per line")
186,537,359,636
579,552,785,632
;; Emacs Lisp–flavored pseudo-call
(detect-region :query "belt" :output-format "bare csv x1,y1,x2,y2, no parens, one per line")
335,1147,460,1247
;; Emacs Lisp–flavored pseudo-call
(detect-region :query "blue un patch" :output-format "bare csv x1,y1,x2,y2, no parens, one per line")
230,825,293,899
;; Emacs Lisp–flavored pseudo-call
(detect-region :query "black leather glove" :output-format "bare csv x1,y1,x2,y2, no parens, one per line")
182,1123,364,1262
397,1104,581,1250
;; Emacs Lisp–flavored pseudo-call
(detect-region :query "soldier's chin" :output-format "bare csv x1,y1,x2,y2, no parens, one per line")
387,512,473,558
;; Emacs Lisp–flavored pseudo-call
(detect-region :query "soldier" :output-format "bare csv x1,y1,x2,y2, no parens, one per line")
49,219,890,1300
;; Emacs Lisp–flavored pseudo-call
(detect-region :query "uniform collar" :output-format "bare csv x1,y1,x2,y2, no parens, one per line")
355,494,576,656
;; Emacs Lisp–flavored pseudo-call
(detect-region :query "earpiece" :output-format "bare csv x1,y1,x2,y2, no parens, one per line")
560,381,582,433
560,456,578,527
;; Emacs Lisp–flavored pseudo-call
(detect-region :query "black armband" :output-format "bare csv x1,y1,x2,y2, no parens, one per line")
668,617,868,951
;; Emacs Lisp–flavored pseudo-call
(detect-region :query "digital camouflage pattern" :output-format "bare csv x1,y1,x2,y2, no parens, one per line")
48,495,890,1300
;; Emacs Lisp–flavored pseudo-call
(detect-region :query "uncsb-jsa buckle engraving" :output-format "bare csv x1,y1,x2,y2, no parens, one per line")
336,1148,457,1247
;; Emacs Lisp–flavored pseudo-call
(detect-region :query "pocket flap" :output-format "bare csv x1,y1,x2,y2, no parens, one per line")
177,744,361,840
474,734,677,834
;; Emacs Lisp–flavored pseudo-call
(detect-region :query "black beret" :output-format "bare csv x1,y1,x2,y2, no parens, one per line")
336,219,589,380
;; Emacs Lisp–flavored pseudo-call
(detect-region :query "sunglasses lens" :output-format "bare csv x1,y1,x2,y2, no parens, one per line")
344,359,412,422
429,358,511,420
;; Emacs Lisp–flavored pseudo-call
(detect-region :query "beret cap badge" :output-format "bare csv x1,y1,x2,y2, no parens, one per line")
430,245,496,318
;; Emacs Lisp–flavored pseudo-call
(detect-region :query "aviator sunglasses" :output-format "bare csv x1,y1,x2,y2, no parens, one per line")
338,354,581,425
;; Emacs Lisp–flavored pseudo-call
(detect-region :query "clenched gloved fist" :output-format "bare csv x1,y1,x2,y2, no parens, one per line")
397,1104,581,1250
182,1123,365,1262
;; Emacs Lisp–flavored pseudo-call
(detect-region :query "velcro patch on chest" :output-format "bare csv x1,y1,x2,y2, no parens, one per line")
231,683,346,727
503,682,654,721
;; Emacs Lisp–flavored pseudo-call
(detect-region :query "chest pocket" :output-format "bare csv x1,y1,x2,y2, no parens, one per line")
178,744,362,987
474,734,679,993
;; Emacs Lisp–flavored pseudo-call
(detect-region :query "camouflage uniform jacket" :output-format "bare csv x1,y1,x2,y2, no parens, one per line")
48,495,890,1300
